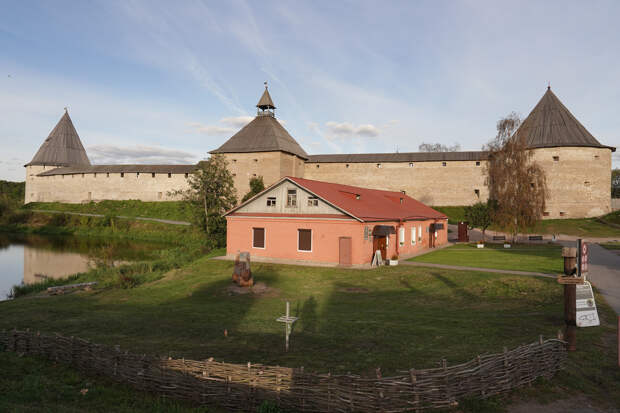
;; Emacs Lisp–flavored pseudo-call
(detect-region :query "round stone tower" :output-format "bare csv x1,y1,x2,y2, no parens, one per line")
515,87,615,218
24,109,91,203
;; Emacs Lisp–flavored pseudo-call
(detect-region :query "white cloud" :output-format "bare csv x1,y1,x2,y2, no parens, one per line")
187,115,255,136
187,122,235,136
220,116,254,128
325,121,381,139
88,144,198,165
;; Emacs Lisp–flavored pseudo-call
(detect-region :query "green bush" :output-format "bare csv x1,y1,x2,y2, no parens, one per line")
49,213,70,227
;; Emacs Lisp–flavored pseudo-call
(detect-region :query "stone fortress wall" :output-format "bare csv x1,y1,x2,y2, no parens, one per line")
24,87,615,219
303,158,488,208
24,146,613,219
25,165,190,204
301,146,612,219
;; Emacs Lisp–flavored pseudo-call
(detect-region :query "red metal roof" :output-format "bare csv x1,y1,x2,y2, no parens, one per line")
286,177,447,222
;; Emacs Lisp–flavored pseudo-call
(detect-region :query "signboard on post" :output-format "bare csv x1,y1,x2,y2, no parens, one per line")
576,281,599,327
580,242,588,276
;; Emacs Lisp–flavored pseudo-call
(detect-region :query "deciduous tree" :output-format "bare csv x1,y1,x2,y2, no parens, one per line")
612,168,620,199
484,112,547,241
242,176,265,202
464,201,493,242
171,155,237,246
418,142,461,152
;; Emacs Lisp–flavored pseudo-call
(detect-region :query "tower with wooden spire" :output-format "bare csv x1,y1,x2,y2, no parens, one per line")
210,83,308,199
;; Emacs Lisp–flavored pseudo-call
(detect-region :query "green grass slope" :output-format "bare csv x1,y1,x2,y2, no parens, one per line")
25,200,194,222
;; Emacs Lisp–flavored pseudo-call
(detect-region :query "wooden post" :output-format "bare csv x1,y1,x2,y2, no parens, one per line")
564,284,577,351
410,368,420,413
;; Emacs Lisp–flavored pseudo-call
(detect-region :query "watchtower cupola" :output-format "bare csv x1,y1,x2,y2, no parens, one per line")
256,81,276,117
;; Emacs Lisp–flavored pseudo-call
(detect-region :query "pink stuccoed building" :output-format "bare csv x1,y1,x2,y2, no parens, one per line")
225,177,448,266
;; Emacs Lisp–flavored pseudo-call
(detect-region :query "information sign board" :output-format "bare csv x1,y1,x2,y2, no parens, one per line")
576,281,599,327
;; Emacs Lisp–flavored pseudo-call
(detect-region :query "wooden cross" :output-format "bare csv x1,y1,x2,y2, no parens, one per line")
276,301,298,352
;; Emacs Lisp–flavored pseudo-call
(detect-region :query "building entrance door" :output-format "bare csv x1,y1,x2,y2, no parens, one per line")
373,236,387,260
339,237,352,266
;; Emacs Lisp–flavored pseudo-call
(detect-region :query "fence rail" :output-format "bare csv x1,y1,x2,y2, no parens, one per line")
0,329,566,412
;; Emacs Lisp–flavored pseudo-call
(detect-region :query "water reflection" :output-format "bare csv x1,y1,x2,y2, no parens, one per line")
0,233,166,300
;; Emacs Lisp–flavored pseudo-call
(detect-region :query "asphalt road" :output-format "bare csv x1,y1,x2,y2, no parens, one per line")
585,243,620,316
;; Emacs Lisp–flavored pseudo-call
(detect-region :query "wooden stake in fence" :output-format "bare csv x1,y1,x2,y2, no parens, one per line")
276,301,298,352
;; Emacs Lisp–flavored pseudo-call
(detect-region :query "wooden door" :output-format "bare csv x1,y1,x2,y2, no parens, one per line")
339,237,352,266
373,236,387,260
429,225,435,248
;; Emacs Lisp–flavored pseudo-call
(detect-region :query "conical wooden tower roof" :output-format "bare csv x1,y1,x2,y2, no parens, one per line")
210,87,308,159
515,88,614,151
210,115,308,159
27,110,91,166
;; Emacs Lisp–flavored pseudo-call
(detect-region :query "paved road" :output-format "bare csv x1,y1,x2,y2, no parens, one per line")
578,242,620,316
31,209,191,226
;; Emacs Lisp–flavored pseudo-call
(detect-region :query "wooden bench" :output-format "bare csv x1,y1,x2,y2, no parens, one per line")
528,235,543,241
492,235,506,241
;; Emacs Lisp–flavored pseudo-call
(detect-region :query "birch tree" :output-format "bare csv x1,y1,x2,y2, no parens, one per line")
485,113,547,241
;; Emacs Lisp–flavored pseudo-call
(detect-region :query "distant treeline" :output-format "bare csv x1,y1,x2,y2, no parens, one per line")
0,180,25,205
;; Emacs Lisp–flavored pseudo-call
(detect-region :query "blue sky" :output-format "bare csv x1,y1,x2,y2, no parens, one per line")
1,0,619,181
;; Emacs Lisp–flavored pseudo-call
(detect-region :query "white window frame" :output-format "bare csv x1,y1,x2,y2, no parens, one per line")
252,227,266,249
411,227,416,245
399,227,405,246
287,189,297,207
307,196,319,207
266,197,276,207
297,229,312,252
418,225,422,241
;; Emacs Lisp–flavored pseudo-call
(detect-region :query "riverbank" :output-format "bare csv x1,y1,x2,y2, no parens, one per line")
1,210,211,298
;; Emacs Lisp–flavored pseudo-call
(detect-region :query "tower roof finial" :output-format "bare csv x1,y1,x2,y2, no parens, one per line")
547,81,550,91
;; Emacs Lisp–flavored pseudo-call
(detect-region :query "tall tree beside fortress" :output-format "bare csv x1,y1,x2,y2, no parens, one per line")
485,112,547,239
171,155,237,246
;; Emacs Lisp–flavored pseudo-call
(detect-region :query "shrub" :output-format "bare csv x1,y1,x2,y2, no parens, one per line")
49,213,70,227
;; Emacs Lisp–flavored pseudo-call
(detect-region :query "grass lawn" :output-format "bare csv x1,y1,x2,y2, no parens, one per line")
409,243,564,274
524,214,620,238
0,352,219,412
2,255,619,410
431,206,467,224
25,200,195,223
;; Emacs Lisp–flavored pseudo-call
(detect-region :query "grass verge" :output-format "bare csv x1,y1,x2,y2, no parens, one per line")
409,243,563,274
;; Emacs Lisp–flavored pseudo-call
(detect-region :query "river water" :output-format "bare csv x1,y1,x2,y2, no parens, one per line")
0,233,165,300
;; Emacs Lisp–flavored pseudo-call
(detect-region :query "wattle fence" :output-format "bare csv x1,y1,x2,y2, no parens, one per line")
1,329,566,412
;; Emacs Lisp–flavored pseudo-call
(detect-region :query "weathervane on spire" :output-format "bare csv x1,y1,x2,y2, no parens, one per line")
547,81,551,90
264,81,268,89
64,106,68,113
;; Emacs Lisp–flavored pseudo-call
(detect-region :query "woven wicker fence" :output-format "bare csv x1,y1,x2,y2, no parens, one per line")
1,329,566,412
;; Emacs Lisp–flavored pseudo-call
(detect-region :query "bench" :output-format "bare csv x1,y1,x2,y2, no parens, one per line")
492,235,506,241
528,235,543,241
